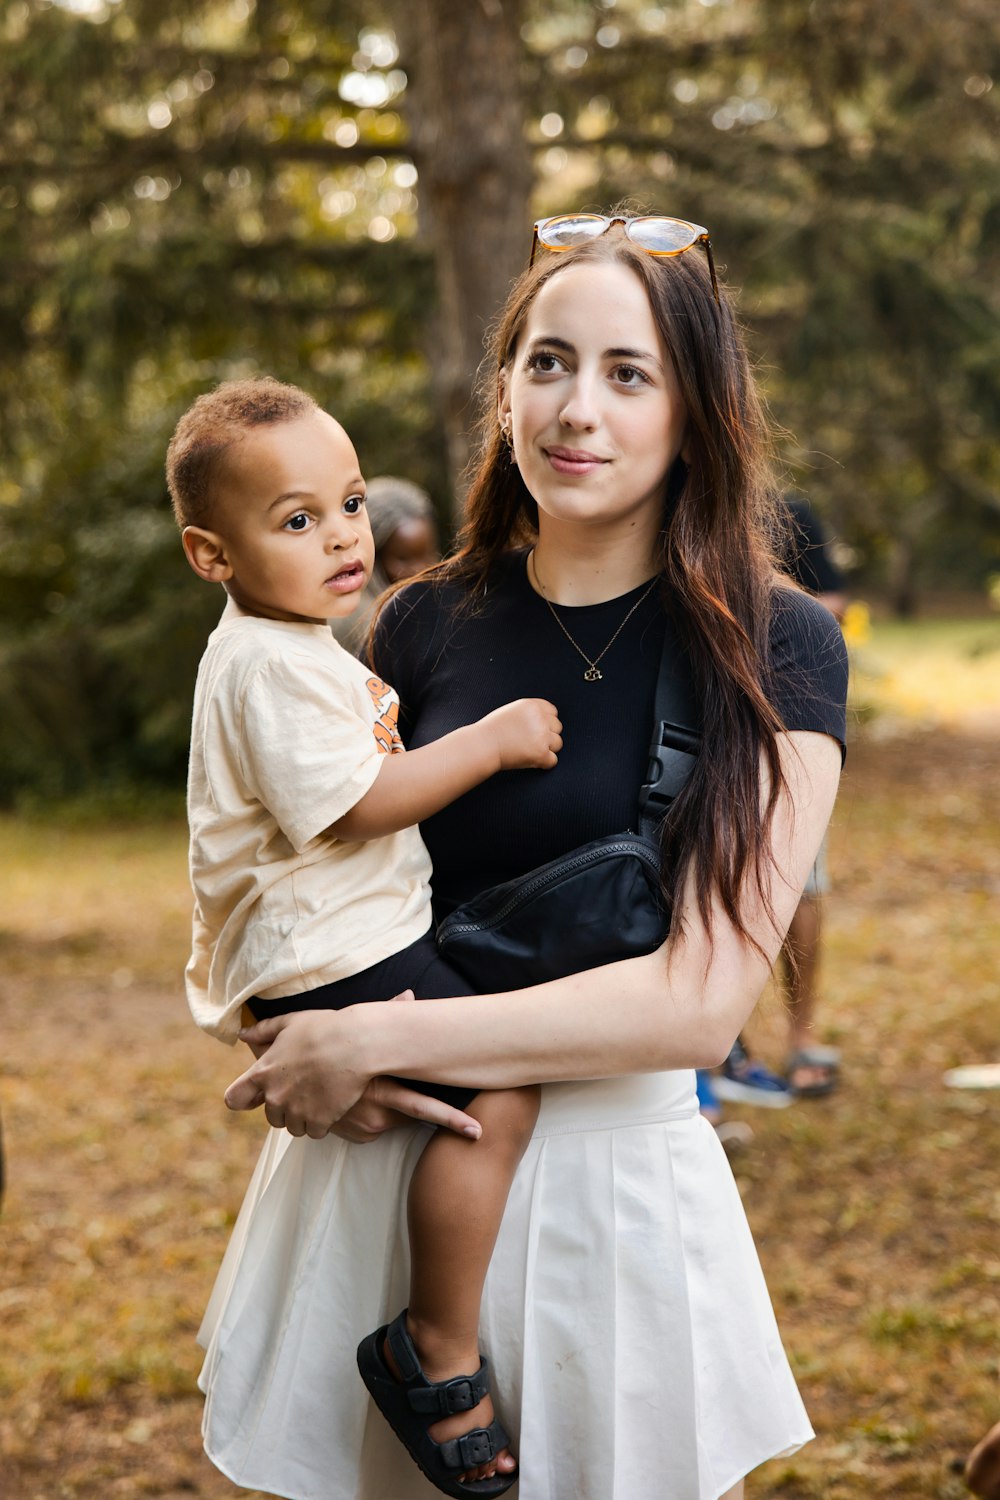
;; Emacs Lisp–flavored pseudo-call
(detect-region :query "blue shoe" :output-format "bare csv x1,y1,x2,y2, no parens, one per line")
714,1038,794,1109
695,1069,722,1124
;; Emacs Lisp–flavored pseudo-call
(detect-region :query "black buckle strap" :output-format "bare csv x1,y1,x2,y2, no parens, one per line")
385,1311,421,1382
407,1363,490,1417
437,1422,504,1471
635,618,701,836
639,719,701,828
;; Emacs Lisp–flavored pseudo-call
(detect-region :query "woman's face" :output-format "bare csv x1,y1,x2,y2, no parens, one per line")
501,260,688,539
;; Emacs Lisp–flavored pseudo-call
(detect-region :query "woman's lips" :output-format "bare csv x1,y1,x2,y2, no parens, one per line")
326,560,366,593
545,446,609,476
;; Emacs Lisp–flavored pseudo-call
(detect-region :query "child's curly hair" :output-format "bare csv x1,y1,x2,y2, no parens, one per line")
166,376,316,528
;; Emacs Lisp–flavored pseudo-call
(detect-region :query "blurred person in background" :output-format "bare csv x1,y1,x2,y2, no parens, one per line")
705,494,848,1117
776,496,848,1096
331,475,440,657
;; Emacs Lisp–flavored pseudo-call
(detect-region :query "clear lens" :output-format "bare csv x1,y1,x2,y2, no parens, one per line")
536,214,608,250
627,217,700,253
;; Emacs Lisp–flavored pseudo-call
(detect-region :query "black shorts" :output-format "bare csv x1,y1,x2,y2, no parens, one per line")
248,932,476,1110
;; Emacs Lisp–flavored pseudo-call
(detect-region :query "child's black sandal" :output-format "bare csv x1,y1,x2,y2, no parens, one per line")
357,1308,516,1498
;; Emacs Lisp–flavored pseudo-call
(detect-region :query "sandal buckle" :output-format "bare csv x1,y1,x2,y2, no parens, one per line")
457,1428,496,1466
440,1375,476,1414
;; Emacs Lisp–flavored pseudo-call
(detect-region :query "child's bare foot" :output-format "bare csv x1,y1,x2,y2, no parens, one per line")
384,1316,517,1485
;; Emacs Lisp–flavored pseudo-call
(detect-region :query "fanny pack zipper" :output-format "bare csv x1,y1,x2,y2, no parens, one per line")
439,838,660,941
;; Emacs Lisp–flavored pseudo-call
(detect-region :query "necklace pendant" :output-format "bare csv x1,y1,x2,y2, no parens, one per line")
583,665,603,683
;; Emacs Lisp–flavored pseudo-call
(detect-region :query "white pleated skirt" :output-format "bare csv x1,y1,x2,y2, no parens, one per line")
198,1071,813,1500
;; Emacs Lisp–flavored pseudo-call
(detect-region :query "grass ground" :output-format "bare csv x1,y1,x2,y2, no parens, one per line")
1,617,998,1499
846,611,1000,734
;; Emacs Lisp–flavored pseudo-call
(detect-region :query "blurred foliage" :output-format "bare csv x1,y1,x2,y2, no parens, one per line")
0,0,999,801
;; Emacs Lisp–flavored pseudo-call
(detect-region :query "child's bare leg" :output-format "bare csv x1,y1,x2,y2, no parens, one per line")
393,1083,540,1482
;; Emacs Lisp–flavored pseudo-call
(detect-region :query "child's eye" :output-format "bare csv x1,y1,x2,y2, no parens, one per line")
343,494,365,515
282,512,312,532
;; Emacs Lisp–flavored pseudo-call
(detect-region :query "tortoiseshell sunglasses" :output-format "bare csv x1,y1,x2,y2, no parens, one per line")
529,212,719,304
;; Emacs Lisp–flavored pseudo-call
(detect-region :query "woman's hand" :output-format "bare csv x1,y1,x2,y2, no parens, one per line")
224,1000,483,1142
327,1076,483,1144
224,1010,373,1138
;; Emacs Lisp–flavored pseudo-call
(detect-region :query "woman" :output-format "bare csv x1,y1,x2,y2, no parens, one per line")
206,212,847,1500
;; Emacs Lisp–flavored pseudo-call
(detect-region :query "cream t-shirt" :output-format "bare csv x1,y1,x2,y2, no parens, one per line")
186,602,433,1042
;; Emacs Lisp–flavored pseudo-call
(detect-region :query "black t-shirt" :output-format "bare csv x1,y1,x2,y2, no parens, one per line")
373,551,847,916
779,497,846,597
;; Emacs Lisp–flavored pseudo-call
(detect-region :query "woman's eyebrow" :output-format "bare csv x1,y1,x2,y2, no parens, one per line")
528,334,660,367
605,345,661,366
527,335,575,353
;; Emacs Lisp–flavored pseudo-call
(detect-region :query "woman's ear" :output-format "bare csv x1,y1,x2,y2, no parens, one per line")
182,526,234,584
497,370,511,435
497,372,518,463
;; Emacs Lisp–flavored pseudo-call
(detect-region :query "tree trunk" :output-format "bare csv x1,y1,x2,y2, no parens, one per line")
393,0,532,508
887,534,919,618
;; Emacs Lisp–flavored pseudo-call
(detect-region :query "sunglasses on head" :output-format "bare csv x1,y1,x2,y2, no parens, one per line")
529,213,720,304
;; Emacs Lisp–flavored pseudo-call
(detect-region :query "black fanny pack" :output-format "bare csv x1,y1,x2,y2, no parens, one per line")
436,627,701,992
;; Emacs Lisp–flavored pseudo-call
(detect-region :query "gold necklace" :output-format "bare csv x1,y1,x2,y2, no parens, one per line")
528,551,658,682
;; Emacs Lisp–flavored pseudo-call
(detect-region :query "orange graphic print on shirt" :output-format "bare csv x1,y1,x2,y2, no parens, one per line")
366,676,404,756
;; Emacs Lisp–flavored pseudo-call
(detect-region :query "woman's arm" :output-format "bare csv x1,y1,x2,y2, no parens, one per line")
233,992,485,1142
227,730,841,1135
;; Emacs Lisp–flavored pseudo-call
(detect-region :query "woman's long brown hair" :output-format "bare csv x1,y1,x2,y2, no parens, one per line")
383,231,789,947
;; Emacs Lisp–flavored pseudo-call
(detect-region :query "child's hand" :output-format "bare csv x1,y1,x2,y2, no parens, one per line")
482,698,562,771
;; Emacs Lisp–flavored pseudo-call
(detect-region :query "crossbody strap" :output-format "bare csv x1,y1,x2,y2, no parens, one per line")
638,619,702,838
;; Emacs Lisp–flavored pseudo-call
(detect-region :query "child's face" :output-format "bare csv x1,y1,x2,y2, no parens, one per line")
193,410,376,625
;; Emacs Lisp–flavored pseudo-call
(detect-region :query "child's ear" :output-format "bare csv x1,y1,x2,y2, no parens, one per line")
182,526,234,584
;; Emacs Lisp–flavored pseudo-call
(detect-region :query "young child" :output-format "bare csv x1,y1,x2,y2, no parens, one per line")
167,376,561,1498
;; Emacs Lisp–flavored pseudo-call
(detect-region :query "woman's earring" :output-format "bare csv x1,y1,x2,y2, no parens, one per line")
500,421,516,462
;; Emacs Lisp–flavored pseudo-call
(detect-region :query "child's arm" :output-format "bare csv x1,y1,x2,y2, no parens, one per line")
328,698,561,841
226,732,842,1135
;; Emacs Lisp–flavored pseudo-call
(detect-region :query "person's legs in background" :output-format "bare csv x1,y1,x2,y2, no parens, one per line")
696,1068,723,1126
712,844,839,1108
714,1036,794,1109
780,841,840,1097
